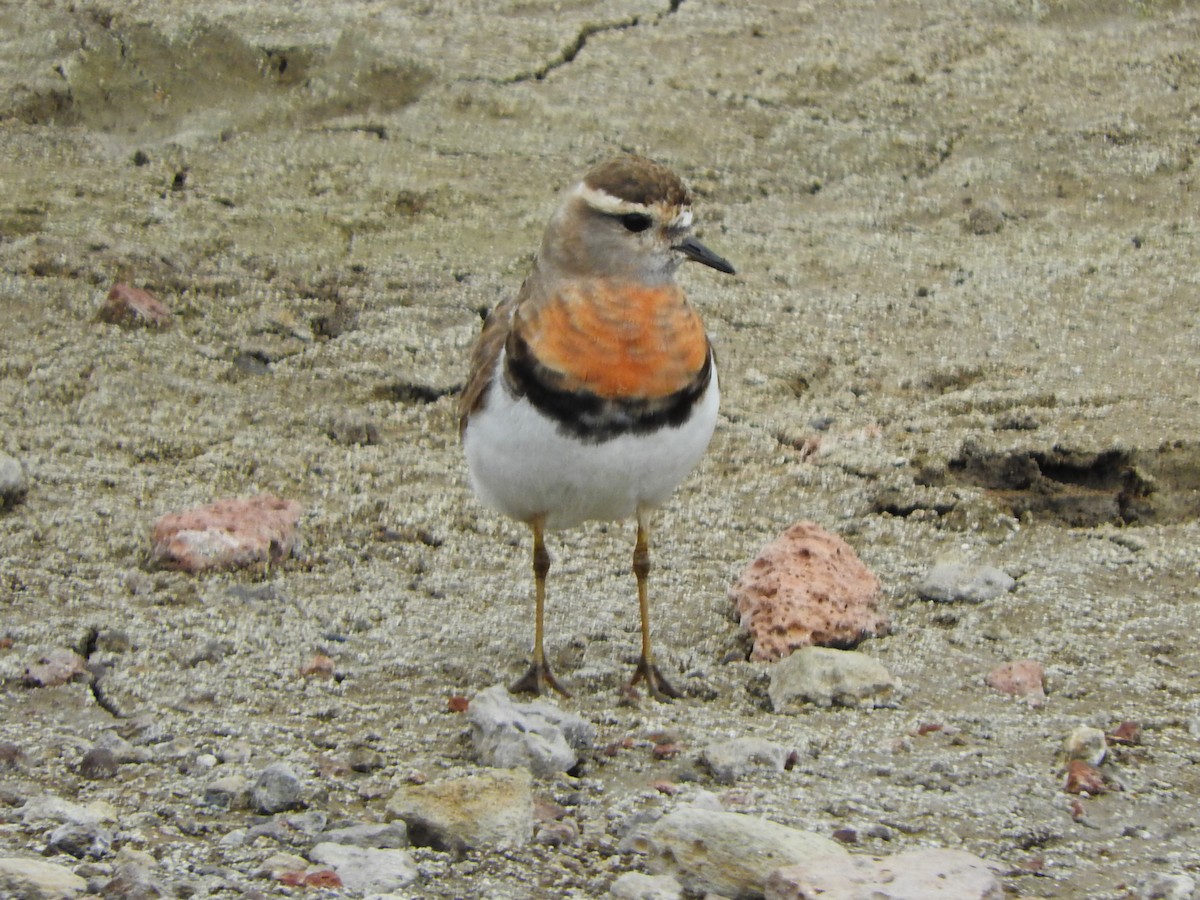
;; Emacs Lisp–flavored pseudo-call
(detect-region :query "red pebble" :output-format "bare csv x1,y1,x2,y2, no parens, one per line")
98,283,172,328
652,780,681,795
652,742,682,760
150,495,302,573
832,827,858,844
916,722,944,736
985,659,1046,705
300,654,335,678
1064,760,1107,795
447,695,470,713
304,870,343,888
1107,721,1141,745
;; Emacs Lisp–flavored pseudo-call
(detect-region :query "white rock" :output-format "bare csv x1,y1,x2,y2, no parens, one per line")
309,842,417,893
917,562,1014,603
21,795,116,827
1062,725,1107,767
646,806,848,899
766,847,1003,899
467,685,595,776
1134,873,1197,900
385,768,533,850
701,737,791,784
610,871,684,899
769,647,898,710
0,856,87,899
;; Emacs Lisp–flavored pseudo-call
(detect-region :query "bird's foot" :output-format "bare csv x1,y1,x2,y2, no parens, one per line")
623,658,683,702
510,659,572,698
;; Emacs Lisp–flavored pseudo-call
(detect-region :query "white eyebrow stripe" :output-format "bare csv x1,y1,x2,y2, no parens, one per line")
574,183,647,216
574,183,697,231
669,209,693,229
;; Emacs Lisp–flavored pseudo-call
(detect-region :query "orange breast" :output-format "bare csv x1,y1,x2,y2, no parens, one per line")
516,282,709,399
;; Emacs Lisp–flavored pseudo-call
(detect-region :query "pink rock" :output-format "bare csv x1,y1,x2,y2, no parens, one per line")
985,659,1046,706
23,648,89,687
765,847,1003,900
97,283,172,328
730,522,888,661
151,495,301,573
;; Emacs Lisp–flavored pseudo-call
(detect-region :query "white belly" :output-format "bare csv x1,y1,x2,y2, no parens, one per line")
463,359,719,530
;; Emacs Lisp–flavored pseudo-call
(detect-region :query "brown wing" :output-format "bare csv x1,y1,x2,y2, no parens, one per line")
457,289,521,438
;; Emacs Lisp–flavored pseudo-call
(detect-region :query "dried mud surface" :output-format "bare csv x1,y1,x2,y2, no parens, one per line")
1,1,1199,897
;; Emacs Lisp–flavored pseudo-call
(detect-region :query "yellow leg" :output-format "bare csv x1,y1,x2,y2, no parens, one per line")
625,514,682,701
510,517,570,697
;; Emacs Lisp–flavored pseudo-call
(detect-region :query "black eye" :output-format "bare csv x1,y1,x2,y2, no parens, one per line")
619,213,652,233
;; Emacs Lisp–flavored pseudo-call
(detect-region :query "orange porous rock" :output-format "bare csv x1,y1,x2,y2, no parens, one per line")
730,522,888,661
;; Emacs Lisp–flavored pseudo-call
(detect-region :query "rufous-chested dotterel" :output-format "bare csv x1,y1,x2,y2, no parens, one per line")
459,155,735,700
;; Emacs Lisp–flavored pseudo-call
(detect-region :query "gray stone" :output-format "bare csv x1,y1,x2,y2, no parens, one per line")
0,856,87,899
93,731,152,765
282,810,328,837
48,822,113,859
320,822,409,849
309,842,418,893
917,562,1015,603
99,861,167,899
1133,873,1197,900
0,454,29,510
765,847,1003,900
467,685,595,777
769,647,898,711
609,872,684,900
203,775,250,810
385,768,533,850
701,738,791,784
646,806,848,899
78,748,119,780
251,762,303,814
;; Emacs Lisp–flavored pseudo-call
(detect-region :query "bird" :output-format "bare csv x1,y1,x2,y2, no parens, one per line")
458,155,735,700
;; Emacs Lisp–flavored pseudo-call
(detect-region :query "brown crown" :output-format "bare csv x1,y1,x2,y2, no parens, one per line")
583,156,691,209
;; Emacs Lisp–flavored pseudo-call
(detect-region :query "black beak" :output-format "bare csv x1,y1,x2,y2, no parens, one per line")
674,236,736,275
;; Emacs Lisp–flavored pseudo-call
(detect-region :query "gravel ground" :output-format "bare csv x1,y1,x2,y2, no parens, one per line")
2,1,1199,897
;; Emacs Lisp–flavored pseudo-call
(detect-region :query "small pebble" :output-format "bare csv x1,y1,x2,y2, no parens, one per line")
0,453,29,509
96,283,172,328
48,822,114,859
701,737,791,784
1064,759,1107,795
300,654,336,678
22,648,89,687
609,871,684,899
309,842,418,892
769,647,898,710
252,763,304,814
917,561,1015,603
985,659,1046,706
79,748,119,780
150,495,302,573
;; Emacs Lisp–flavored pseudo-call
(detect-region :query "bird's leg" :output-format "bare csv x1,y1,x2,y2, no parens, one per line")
510,517,571,697
625,514,683,701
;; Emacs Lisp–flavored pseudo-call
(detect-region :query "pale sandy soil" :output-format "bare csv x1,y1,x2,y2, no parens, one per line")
2,1,1199,897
